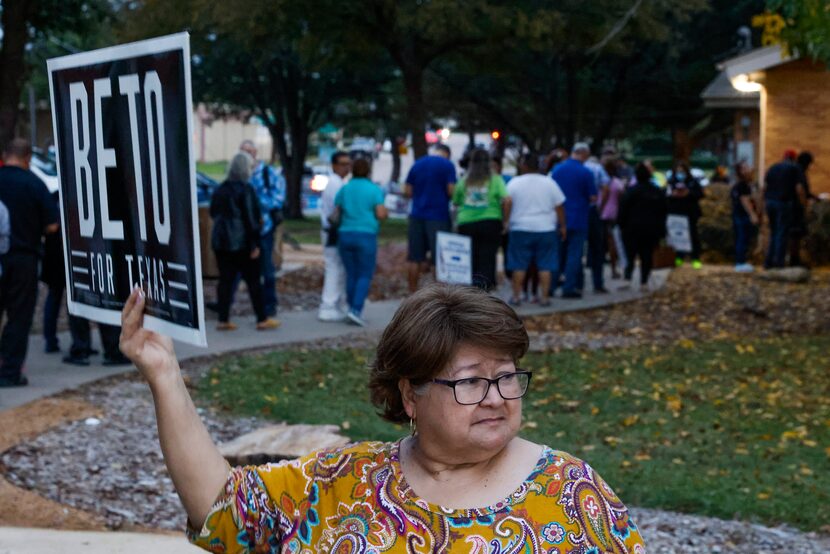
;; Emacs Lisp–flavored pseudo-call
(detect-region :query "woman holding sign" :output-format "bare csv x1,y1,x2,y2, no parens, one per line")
210,152,280,331
119,283,646,553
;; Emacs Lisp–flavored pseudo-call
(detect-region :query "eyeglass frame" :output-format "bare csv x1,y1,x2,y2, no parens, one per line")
431,370,533,405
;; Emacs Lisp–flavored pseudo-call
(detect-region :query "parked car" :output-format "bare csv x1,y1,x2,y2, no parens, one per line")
665,168,710,187
196,171,220,206
349,137,379,160
30,148,59,193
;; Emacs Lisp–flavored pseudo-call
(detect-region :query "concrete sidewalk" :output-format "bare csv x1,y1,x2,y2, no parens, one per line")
0,527,201,553
0,267,666,411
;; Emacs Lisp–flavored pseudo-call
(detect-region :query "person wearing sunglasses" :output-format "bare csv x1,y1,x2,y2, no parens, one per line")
119,283,645,552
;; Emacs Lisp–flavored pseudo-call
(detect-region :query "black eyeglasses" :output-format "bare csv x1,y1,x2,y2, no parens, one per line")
432,370,532,405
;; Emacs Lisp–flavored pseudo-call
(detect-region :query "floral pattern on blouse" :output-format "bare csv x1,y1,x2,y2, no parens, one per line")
188,440,646,553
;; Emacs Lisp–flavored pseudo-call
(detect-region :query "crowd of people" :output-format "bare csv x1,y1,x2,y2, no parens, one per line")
372,142,695,306
0,133,821,387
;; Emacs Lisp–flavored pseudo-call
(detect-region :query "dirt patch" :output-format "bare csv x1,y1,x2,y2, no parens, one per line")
0,397,105,530
525,266,830,348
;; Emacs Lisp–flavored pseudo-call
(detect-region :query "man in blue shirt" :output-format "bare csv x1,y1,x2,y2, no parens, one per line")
240,140,286,317
404,144,456,292
552,143,597,298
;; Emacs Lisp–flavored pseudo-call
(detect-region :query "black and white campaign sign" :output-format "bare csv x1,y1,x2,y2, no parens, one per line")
47,33,206,346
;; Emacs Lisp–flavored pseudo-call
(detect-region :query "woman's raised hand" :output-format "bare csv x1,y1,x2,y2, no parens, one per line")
119,287,177,385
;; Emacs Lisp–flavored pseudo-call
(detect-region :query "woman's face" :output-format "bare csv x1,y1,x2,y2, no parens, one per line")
406,343,523,460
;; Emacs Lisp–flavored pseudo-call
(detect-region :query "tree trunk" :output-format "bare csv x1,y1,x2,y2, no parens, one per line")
564,59,578,150
284,124,308,220
389,135,402,184
672,127,692,164
0,1,32,151
593,62,630,153
403,66,428,160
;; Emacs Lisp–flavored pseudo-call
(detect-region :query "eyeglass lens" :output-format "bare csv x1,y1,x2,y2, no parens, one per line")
454,373,529,404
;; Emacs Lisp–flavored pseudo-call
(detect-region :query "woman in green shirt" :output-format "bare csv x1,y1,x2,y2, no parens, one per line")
453,148,510,290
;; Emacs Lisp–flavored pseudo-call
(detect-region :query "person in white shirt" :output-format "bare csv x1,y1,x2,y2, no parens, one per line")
504,153,567,307
318,151,351,321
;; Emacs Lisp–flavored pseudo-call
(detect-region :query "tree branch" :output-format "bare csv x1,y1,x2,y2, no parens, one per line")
586,0,644,56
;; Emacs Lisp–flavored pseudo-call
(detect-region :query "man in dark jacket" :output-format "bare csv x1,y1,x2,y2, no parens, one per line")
618,162,667,289
764,150,807,268
0,139,59,387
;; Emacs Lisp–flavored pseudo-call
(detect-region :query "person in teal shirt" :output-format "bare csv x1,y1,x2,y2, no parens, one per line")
332,158,388,326
452,148,509,290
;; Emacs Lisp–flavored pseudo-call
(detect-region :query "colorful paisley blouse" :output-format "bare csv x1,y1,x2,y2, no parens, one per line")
188,440,646,553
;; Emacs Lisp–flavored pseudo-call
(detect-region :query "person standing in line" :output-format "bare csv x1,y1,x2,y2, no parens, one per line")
504,153,566,307
584,155,610,293
789,151,816,267
731,161,760,273
404,144,456,293
240,140,285,318
0,199,8,276
599,159,626,279
63,316,131,366
0,139,59,387
317,151,351,321
666,161,705,269
452,149,509,290
41,190,64,353
618,162,667,290
763,149,807,269
210,152,280,331
492,156,515,282
332,158,387,326
551,143,597,299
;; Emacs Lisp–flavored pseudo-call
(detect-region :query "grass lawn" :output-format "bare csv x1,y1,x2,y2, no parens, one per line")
197,335,830,531
283,216,409,246
196,161,228,181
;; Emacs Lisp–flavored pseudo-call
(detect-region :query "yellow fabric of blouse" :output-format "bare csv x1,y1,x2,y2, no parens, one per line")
188,440,646,553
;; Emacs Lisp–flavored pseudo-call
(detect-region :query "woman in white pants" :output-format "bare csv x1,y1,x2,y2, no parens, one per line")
318,151,351,321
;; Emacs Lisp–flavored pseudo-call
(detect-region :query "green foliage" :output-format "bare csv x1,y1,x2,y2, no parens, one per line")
768,0,830,62
282,216,409,246
199,336,830,531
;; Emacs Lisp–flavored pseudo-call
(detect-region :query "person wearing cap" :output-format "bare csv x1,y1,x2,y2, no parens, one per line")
763,149,807,268
551,143,597,299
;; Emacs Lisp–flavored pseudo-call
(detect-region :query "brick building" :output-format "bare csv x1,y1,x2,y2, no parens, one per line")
704,45,829,196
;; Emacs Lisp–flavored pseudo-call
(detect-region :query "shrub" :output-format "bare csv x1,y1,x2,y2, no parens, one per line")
697,183,830,266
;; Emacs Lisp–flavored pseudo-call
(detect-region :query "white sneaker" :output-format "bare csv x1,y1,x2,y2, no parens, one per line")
735,263,755,273
318,309,346,322
346,311,366,327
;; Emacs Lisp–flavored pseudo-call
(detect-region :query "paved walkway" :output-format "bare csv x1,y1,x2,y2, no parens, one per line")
0,267,667,411
0,266,667,551
0,527,202,553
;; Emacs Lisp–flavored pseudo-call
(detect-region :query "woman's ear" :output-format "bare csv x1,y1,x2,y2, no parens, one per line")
399,378,417,419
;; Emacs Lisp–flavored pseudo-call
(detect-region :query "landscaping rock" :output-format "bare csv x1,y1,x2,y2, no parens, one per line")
758,267,811,284
218,423,349,466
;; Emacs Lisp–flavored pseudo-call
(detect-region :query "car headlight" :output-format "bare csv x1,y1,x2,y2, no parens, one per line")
310,175,329,192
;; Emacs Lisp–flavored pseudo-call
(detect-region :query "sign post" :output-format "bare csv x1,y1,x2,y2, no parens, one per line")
47,33,206,346
666,214,692,254
435,231,472,285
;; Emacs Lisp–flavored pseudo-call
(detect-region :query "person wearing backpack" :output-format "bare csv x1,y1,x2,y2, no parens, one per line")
210,152,280,331
240,140,285,318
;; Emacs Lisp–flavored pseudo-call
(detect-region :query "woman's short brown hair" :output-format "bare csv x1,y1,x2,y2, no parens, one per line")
369,283,529,423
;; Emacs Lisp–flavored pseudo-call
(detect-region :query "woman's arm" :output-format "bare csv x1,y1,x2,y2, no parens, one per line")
740,195,759,225
119,288,230,529
375,204,389,221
